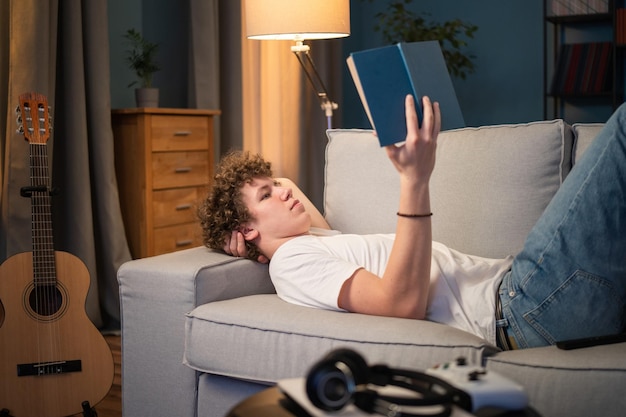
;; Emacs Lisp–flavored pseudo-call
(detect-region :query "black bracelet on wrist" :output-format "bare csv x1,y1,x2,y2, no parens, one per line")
396,212,433,218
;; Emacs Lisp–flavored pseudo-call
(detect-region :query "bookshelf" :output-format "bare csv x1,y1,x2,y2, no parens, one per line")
544,0,625,121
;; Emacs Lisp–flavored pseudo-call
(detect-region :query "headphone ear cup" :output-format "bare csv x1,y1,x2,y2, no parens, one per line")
325,348,370,383
305,348,369,411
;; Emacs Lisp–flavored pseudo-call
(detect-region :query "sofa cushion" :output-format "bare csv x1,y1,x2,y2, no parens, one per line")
572,123,604,164
184,294,498,384
325,120,573,259
485,343,626,417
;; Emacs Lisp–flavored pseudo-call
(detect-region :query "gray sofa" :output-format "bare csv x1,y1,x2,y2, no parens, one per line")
118,119,626,417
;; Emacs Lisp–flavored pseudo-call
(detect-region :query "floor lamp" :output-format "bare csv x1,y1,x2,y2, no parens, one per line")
244,0,350,129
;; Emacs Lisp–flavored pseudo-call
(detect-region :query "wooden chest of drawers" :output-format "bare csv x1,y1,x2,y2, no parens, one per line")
112,108,220,258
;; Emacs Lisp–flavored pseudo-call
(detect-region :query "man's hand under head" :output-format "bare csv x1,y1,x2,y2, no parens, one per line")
223,230,270,264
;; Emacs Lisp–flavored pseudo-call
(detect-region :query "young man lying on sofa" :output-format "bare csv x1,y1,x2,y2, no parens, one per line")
198,95,626,351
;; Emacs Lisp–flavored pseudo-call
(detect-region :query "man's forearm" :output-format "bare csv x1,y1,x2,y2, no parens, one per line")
383,180,432,319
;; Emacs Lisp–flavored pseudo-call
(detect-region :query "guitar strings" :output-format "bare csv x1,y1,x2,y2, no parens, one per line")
30,102,61,374
25,103,44,370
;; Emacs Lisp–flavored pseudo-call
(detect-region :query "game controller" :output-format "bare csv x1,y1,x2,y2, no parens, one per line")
425,357,528,412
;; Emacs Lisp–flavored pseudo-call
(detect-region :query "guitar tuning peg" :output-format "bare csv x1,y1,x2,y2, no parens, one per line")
15,105,21,115
16,114,23,134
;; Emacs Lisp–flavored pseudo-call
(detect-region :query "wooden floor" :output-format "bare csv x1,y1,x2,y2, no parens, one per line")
83,334,122,417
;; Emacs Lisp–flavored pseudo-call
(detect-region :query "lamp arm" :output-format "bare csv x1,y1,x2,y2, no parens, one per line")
292,44,338,129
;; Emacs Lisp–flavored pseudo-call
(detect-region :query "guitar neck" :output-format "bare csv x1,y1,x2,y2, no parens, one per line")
29,142,57,286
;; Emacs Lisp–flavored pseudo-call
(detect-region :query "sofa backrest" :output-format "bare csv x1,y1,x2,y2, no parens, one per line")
572,123,604,163
324,120,589,259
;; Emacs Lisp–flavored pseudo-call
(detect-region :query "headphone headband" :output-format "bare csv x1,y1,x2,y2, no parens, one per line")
306,348,470,417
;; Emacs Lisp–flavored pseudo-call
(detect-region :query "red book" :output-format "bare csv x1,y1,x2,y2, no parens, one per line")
573,43,590,94
593,42,611,93
619,9,626,45
551,44,571,95
563,43,582,95
580,43,596,94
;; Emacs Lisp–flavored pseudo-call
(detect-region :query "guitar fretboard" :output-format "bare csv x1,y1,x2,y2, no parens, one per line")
29,142,56,286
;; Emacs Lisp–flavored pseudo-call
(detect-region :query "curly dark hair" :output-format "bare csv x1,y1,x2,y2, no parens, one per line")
198,150,273,261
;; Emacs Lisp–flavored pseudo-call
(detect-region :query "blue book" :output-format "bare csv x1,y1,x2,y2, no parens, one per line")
347,41,465,146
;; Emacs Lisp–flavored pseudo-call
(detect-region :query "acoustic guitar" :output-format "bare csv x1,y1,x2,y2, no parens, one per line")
0,93,114,417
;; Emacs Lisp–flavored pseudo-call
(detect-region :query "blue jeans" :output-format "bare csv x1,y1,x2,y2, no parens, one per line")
498,104,626,349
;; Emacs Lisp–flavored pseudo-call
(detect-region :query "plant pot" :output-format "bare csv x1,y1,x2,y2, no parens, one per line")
135,88,159,108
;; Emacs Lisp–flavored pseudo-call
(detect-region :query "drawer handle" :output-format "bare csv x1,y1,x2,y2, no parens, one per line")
175,204,192,211
174,130,192,136
175,167,192,173
176,239,193,247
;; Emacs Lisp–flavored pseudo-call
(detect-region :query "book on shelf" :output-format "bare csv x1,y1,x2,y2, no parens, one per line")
550,42,612,96
618,8,626,45
548,0,609,16
346,41,465,147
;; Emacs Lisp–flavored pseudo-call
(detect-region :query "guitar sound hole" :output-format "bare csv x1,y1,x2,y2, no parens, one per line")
29,285,63,317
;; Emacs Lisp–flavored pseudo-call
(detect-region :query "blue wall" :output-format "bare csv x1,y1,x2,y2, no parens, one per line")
108,1,615,126
108,0,142,109
108,0,188,109
342,0,545,128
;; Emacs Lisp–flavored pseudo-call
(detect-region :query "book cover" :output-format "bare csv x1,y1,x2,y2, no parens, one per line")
346,41,465,146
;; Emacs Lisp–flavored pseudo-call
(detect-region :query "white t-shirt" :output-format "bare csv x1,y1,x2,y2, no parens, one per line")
269,232,513,344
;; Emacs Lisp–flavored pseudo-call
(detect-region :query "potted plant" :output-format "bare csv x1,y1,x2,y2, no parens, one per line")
123,28,161,107
364,0,478,79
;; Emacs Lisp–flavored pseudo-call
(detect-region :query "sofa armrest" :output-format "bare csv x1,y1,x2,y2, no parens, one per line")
117,246,274,417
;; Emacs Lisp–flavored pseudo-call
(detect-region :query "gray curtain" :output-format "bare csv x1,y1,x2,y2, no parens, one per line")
189,0,223,163
1,1,58,259
1,0,130,329
1,0,338,330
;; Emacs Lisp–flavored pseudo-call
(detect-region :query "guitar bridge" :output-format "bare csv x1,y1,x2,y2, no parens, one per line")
17,359,82,376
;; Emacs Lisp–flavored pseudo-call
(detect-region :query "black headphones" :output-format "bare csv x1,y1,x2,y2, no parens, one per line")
305,348,471,417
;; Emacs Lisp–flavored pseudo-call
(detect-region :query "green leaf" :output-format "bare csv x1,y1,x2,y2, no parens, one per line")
362,0,477,79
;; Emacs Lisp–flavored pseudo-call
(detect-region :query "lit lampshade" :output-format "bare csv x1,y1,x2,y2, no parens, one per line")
244,0,350,128
245,0,350,42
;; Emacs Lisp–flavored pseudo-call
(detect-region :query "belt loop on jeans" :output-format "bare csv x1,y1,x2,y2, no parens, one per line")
495,286,515,351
